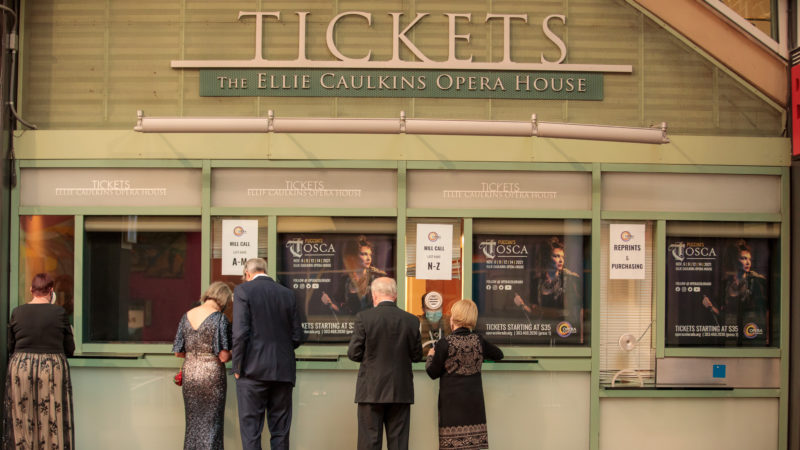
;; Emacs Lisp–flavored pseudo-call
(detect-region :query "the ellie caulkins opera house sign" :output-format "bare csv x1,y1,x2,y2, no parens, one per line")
172,9,632,100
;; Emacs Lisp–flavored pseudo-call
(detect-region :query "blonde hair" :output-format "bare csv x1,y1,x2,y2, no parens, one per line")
450,299,478,330
201,281,233,311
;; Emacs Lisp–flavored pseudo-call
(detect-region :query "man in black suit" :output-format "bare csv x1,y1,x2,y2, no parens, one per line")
347,277,423,450
233,258,303,450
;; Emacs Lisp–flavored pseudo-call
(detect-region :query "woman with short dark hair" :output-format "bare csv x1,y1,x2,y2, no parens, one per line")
3,273,75,450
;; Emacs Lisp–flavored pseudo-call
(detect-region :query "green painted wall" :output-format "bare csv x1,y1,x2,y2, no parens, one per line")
20,0,783,136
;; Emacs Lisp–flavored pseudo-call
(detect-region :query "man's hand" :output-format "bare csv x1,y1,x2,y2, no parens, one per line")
234,373,240,379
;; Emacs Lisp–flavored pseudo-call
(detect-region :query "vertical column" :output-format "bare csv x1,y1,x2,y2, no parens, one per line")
397,162,407,308
201,161,211,289
589,163,601,450
73,215,84,354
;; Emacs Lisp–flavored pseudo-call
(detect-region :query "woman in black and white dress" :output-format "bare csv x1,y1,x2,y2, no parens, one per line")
425,299,503,450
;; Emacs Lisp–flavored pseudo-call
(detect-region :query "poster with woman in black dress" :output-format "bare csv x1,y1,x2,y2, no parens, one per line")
666,237,772,346
278,233,394,343
473,235,587,345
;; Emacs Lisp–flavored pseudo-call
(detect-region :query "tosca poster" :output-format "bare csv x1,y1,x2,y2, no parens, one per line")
277,233,395,343
472,234,588,345
666,237,773,347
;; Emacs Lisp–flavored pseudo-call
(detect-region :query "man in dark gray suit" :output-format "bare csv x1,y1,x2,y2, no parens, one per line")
347,277,423,450
233,258,303,450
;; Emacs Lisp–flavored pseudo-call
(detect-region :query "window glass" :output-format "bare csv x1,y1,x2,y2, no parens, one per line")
600,221,654,386
19,216,75,319
277,217,396,343
84,216,201,343
211,216,268,285
472,219,590,346
719,0,774,37
665,222,779,347
406,218,463,353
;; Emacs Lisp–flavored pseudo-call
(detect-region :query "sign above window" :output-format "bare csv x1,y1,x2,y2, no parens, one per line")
173,10,632,100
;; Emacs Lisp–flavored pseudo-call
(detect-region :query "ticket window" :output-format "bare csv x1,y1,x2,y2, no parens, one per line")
405,218,463,351
664,222,780,348
18,215,75,320
276,217,397,344
83,216,202,343
600,221,655,386
472,219,591,346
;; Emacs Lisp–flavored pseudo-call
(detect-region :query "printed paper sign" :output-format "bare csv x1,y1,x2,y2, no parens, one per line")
415,224,453,280
221,220,258,275
609,224,646,279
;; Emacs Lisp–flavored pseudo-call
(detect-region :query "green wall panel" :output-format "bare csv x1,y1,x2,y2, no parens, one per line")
20,0,783,135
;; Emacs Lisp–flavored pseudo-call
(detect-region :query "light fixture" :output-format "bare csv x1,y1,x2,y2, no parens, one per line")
134,110,669,144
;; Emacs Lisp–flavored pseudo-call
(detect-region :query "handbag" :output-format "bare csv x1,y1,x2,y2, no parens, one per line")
174,366,184,386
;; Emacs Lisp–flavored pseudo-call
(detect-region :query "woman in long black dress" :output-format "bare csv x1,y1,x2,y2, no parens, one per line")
426,299,504,450
513,236,582,325
173,281,233,450
320,235,386,314
701,239,768,345
3,273,75,450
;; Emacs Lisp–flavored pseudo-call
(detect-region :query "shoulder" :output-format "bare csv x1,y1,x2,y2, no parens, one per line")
44,303,68,317
750,271,767,280
213,311,231,324
563,268,580,278
402,308,419,322
9,304,24,321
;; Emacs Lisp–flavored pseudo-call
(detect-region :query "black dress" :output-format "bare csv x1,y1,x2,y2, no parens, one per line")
172,311,232,450
340,266,387,314
425,328,504,450
717,271,768,345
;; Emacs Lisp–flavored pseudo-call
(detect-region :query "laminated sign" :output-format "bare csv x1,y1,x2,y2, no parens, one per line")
221,220,258,275
609,224,645,279
415,224,453,280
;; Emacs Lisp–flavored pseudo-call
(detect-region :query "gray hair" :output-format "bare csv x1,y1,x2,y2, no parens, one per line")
370,277,397,300
200,281,233,311
244,258,267,275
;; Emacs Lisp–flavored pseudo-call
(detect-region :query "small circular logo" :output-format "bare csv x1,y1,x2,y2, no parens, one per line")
743,323,759,339
427,231,441,242
423,291,443,310
620,231,633,242
233,226,245,237
556,321,574,338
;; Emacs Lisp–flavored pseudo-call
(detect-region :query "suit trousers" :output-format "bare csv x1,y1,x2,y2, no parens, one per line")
357,403,411,450
235,377,293,450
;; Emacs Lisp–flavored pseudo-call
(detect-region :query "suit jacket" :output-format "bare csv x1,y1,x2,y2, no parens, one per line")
232,275,303,384
347,301,423,404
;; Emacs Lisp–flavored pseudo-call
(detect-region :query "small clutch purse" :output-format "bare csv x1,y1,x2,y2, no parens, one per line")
173,369,183,386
